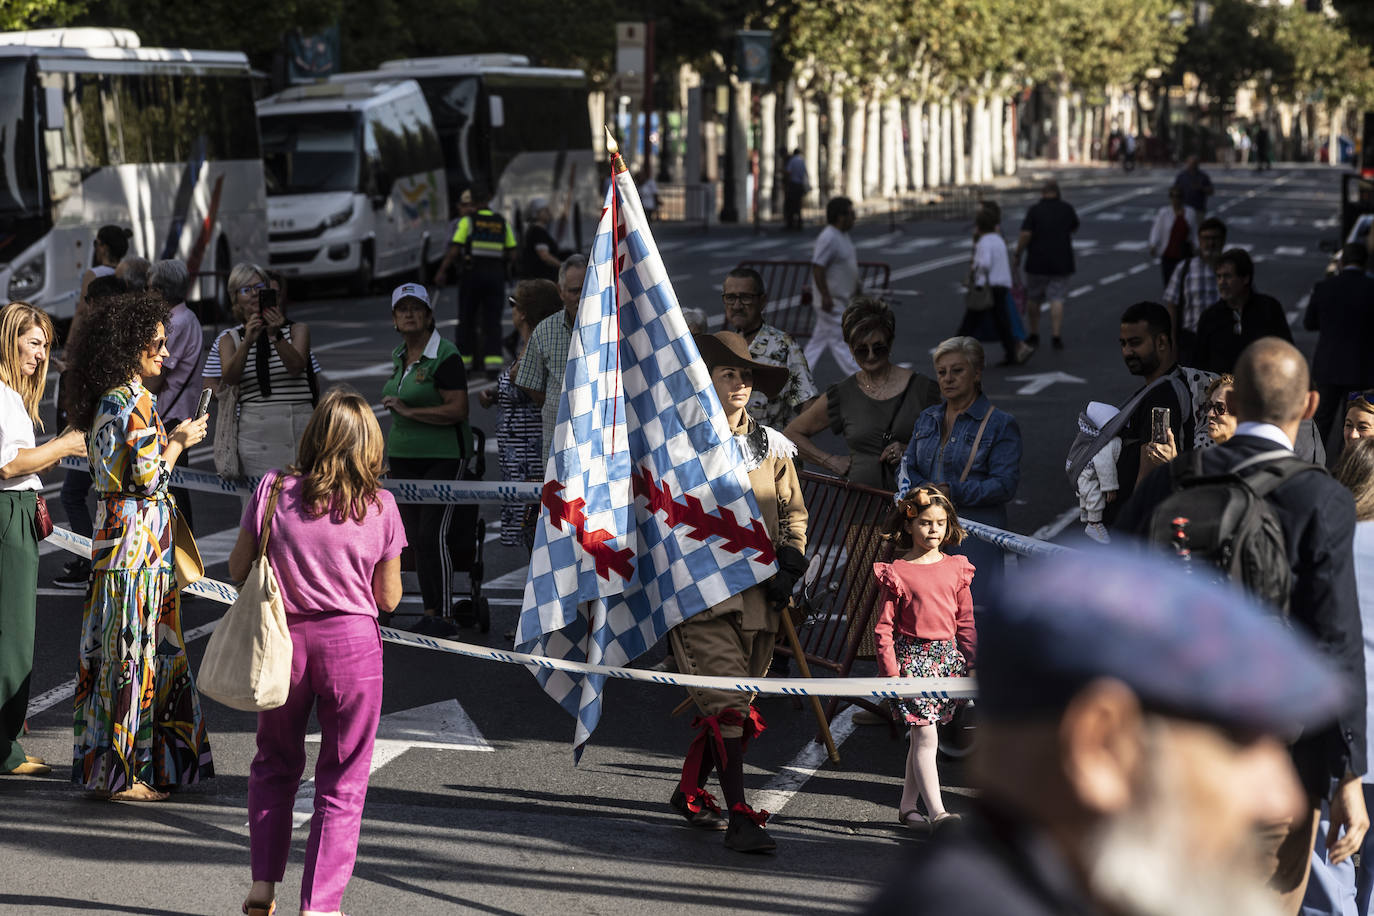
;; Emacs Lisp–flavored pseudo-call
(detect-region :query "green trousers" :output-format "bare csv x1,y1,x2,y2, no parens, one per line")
0,490,39,771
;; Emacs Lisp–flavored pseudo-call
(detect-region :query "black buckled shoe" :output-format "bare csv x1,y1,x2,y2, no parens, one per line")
670,788,728,830
724,804,776,853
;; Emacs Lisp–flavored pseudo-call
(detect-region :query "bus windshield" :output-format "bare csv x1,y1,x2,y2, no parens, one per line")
260,112,361,196
0,59,42,221
412,75,482,188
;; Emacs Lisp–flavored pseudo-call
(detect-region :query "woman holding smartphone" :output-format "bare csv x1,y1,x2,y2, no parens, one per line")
203,264,320,478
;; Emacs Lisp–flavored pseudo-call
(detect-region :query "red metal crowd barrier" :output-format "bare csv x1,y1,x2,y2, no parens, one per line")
773,470,899,737
735,260,892,339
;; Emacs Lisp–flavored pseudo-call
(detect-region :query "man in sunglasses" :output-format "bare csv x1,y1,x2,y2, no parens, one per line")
721,267,817,430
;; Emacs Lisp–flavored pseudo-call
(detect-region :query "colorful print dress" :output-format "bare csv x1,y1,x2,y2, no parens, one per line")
72,382,214,791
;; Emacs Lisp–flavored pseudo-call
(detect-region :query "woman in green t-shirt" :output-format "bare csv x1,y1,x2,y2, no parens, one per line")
381,283,470,630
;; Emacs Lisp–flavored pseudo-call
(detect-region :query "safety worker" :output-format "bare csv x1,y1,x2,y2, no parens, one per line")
435,186,516,379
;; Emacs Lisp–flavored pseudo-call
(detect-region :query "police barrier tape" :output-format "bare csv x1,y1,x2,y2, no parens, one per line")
56,457,1067,559
46,524,978,700
58,456,539,506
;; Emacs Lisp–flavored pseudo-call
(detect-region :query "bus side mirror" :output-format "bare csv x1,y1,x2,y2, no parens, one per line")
489,95,505,129
43,87,65,131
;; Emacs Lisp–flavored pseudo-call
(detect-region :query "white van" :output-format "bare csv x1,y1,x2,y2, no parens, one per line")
257,80,448,291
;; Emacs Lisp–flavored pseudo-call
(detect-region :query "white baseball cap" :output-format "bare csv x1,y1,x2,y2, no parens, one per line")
391,283,430,310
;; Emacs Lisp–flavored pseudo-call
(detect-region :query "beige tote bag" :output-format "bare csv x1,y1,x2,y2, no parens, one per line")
198,474,292,711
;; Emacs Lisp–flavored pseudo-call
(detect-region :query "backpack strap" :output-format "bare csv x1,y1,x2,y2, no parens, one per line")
1232,450,1324,499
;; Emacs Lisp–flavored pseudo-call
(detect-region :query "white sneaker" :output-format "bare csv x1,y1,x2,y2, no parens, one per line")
1084,522,1110,544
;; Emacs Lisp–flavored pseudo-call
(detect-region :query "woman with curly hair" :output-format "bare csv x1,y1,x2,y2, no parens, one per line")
64,291,212,801
784,297,940,491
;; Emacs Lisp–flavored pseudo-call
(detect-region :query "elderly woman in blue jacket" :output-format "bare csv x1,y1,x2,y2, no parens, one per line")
897,336,1021,605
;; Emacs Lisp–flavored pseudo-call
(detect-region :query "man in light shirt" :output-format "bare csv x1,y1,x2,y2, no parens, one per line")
806,197,861,377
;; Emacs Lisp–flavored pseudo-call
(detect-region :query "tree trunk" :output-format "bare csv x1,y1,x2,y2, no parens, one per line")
990,95,1004,176
1330,102,1346,168
759,89,777,218
927,99,942,188
953,98,967,185
864,93,881,198
729,78,750,219
884,97,906,195
845,97,865,202
941,100,954,185
1055,82,1070,162
907,99,926,191
1004,95,1018,176
804,94,821,208
783,79,801,154
826,93,844,200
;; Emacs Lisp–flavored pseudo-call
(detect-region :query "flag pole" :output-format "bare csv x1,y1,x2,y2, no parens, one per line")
778,603,841,764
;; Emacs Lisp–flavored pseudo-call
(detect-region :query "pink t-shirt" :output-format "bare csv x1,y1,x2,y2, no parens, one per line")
240,471,407,617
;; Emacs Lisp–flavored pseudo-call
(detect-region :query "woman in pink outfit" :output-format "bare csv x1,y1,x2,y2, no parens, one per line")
230,389,406,916
873,486,976,830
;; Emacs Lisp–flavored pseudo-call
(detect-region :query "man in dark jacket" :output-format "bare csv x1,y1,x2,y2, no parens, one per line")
865,547,1348,916
1304,242,1374,448
1117,338,1367,912
1192,247,1292,374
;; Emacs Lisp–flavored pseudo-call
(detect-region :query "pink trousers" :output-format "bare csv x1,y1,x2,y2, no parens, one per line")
248,611,383,912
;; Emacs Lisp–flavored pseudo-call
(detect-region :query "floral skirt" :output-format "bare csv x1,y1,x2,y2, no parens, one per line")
893,634,968,726
72,565,214,792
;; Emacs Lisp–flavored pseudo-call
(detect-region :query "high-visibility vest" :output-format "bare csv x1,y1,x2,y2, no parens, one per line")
454,208,515,260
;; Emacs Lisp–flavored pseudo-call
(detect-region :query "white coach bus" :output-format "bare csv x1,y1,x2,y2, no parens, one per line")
0,28,267,320
336,54,599,251
257,80,448,291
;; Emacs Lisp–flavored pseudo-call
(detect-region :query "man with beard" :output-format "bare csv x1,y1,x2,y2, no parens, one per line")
1102,301,1192,527
720,267,817,430
867,547,1350,916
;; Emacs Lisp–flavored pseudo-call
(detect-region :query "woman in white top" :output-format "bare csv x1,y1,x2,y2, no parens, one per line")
959,206,1031,367
203,264,319,478
0,302,86,776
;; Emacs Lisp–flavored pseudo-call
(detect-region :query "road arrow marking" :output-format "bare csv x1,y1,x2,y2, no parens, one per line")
288,699,492,828
1006,371,1087,396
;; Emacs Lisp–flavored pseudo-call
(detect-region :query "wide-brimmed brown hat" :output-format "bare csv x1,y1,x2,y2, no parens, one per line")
693,330,789,399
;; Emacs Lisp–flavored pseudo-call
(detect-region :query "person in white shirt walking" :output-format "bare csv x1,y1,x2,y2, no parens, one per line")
961,207,1033,367
1147,186,1199,288
806,197,862,377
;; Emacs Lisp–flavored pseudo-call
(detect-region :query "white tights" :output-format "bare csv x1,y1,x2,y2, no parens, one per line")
899,724,945,820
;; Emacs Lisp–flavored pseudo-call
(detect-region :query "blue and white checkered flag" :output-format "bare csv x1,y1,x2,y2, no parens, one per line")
515,154,779,759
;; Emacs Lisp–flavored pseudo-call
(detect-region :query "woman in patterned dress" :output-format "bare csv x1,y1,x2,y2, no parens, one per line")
478,279,561,550
64,292,211,801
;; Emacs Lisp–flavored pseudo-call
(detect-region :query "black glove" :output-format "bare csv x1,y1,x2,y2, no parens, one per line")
765,545,807,608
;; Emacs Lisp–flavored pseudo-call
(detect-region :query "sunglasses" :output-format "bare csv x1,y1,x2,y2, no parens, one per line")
852,343,889,359
722,293,762,305
1203,400,1228,417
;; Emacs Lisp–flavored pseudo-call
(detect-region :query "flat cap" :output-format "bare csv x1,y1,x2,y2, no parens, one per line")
977,547,1347,736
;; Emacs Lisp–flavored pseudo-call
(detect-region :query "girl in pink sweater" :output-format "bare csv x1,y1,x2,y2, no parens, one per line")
873,487,976,828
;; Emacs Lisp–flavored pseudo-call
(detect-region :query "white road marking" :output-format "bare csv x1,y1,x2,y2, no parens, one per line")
291,699,493,828
752,707,859,816
1128,263,1151,275
1098,272,1127,285
1006,371,1086,396
1274,245,1307,257
855,232,904,250
1076,186,1156,216
1033,507,1081,541
889,237,944,254
311,335,374,353
1094,212,1124,221
888,253,972,282
1068,285,1094,298
1112,240,1147,252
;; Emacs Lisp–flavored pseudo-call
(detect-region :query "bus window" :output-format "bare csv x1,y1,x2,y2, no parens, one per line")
0,60,41,219
261,112,361,195
368,103,408,191
414,75,481,187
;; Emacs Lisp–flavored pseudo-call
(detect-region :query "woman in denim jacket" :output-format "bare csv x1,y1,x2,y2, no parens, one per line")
897,336,1021,605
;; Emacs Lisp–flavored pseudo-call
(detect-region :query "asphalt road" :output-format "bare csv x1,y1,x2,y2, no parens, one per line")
3,162,1345,915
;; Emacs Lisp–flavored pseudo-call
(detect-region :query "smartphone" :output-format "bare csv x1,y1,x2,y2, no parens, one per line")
195,387,213,420
257,287,278,315
1151,406,1170,445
